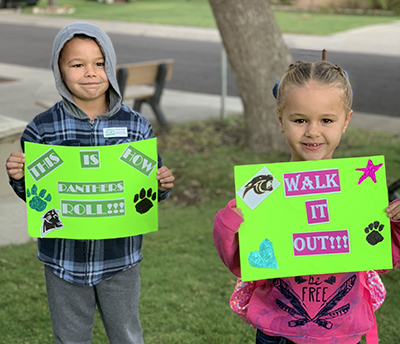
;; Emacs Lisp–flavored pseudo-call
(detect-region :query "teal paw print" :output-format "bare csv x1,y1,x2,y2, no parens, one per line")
27,184,52,212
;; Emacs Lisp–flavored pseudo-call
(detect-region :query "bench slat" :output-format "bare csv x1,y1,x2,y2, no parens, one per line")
116,59,174,86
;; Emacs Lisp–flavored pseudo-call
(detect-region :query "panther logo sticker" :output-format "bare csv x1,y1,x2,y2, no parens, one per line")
237,166,280,210
41,208,64,238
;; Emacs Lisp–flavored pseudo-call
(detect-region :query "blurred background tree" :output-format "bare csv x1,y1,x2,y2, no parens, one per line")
208,0,292,154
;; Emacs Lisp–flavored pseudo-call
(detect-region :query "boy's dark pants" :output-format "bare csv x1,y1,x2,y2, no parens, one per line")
45,264,143,344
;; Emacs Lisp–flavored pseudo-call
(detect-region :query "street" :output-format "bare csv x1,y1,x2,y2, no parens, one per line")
0,22,399,118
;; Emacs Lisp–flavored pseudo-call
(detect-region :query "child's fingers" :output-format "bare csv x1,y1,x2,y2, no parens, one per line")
6,152,25,163
6,164,25,179
6,160,24,169
157,166,170,177
156,166,175,190
157,166,168,173
232,207,244,219
157,171,172,180
158,175,175,191
5,153,25,179
157,166,175,183
386,201,400,221
159,174,175,183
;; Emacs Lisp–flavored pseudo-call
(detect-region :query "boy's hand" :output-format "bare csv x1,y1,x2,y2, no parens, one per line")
6,152,25,181
387,200,400,221
157,166,175,191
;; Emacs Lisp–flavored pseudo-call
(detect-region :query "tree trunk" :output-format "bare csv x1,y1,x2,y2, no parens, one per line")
208,0,292,153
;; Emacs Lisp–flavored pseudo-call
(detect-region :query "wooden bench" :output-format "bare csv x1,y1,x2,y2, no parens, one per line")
116,59,174,127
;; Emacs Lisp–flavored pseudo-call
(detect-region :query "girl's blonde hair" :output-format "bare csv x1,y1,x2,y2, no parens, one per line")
276,61,353,114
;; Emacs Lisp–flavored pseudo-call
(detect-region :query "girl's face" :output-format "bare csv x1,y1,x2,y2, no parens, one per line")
278,81,352,162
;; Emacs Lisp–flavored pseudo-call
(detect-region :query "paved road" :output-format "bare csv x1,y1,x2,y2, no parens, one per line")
0,22,399,118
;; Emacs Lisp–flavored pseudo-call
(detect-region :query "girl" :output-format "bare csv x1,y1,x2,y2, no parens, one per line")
213,61,400,344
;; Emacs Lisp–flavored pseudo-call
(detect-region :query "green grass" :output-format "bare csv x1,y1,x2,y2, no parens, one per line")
0,117,399,343
273,10,400,34
24,0,400,35
29,0,217,28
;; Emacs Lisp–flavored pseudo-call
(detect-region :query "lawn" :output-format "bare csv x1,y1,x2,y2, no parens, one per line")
0,116,400,343
24,0,400,35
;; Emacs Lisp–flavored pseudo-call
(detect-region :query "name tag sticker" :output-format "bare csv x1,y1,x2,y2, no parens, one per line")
103,127,128,138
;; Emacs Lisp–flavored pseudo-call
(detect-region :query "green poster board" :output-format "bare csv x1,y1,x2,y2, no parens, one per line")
235,156,392,282
24,139,158,239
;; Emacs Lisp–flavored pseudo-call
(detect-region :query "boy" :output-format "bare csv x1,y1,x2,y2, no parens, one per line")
5,22,174,344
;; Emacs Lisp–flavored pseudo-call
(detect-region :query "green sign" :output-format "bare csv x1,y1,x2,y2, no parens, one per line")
235,156,392,281
24,139,158,239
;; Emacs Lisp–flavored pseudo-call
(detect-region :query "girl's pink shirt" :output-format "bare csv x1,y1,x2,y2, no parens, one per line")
213,199,400,344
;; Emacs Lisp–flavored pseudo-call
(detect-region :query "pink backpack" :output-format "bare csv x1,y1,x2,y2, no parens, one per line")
364,270,386,312
230,271,385,342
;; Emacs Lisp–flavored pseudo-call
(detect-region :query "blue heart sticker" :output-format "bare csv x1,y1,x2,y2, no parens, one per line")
248,238,279,269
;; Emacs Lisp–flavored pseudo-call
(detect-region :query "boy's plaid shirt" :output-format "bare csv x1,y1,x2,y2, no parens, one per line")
10,102,169,286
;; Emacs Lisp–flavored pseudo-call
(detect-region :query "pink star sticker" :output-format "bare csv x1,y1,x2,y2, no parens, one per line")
355,159,383,185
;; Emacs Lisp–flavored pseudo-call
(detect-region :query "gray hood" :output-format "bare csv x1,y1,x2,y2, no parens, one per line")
51,22,122,120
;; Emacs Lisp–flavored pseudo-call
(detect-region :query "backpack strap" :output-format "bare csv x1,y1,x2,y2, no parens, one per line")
360,271,380,344
365,270,386,311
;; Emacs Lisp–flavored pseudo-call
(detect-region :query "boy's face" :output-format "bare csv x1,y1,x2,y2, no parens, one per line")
59,37,109,108
278,81,352,162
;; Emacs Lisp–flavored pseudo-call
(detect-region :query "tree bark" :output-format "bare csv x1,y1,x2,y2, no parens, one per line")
208,0,292,153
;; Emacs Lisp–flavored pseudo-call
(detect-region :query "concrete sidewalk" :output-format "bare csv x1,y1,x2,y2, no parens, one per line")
0,10,399,247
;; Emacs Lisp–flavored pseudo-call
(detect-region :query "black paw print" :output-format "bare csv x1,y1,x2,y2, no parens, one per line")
133,188,157,214
27,184,52,212
365,221,384,246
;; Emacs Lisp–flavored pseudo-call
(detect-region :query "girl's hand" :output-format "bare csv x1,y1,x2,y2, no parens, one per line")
232,207,244,219
157,166,175,191
6,152,25,181
386,200,400,221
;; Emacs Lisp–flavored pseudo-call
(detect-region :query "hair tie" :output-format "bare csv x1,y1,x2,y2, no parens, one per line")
342,70,353,97
272,80,280,99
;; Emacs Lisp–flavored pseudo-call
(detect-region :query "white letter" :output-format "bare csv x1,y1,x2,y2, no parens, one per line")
58,183,67,193
293,238,306,252
315,204,328,218
301,176,314,190
74,204,86,215
326,174,338,188
62,203,73,215
306,237,317,251
284,174,300,192
142,159,156,173
132,155,143,166
317,236,329,250
49,153,60,164
315,175,326,189
90,155,99,165
310,205,317,219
